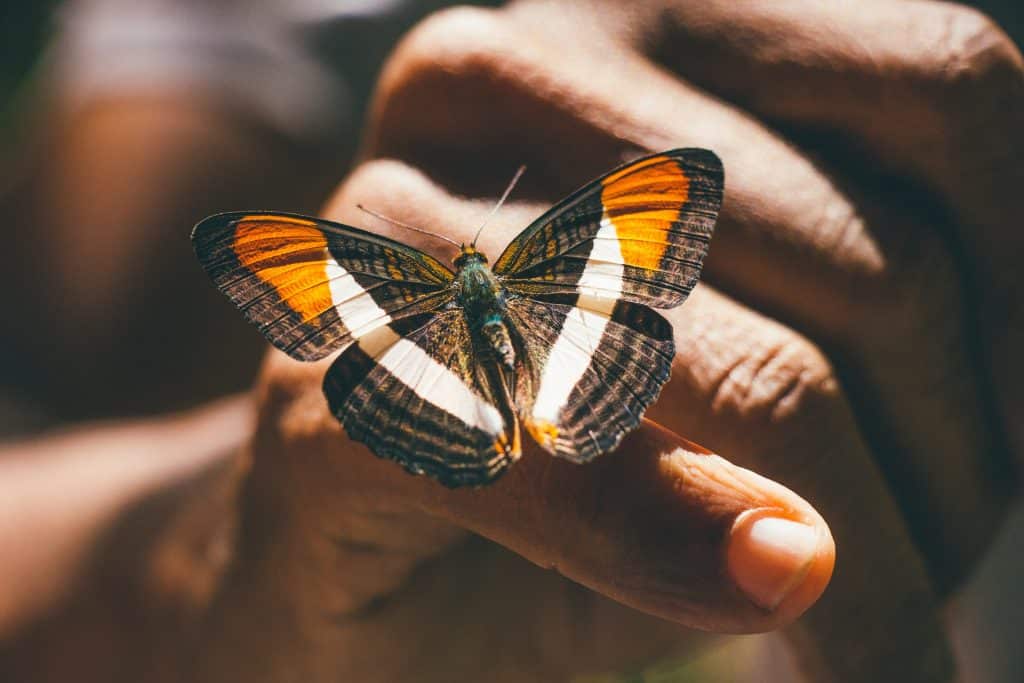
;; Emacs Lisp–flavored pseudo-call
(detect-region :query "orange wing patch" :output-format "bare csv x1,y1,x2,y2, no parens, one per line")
233,216,334,323
601,155,690,270
525,418,559,450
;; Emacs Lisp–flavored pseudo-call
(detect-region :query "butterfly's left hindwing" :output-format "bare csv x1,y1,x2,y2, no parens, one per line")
323,310,520,487
506,295,675,462
192,212,454,361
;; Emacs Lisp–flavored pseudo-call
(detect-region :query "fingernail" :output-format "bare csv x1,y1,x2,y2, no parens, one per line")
727,512,819,611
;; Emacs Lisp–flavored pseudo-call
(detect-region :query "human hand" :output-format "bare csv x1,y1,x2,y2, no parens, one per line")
196,1,1023,681
193,166,837,681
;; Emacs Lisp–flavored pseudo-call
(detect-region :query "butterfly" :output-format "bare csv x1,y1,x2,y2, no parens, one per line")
192,148,723,487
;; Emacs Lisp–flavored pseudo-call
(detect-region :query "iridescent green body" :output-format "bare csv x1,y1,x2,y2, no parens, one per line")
451,248,516,369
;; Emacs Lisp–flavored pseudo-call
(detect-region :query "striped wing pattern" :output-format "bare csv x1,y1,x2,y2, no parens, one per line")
192,212,454,361
323,311,520,487
192,149,723,487
495,148,722,309
506,295,675,462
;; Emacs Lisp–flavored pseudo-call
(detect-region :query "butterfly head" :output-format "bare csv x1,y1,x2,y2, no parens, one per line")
453,244,489,268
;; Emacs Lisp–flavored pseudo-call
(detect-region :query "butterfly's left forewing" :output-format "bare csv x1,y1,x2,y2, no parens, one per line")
494,148,722,309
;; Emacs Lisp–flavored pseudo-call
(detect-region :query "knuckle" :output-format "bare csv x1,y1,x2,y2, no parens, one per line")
710,333,839,428
370,4,631,179
331,159,423,208
926,7,1023,95
370,6,541,161
381,6,513,89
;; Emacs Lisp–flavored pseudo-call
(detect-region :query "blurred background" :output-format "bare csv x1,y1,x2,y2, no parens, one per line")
0,0,465,426
0,1,1022,682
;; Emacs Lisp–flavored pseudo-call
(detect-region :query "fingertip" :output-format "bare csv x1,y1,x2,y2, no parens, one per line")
726,508,835,622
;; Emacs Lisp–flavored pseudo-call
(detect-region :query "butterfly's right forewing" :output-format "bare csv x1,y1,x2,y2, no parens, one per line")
192,211,455,361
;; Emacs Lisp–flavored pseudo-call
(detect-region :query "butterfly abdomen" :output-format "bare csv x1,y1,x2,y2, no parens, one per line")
480,316,515,369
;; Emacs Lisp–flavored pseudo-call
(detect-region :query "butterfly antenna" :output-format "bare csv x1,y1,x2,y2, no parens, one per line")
356,204,461,248
471,165,526,247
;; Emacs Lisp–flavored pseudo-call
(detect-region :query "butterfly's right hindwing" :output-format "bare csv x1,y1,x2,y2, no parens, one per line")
323,310,521,487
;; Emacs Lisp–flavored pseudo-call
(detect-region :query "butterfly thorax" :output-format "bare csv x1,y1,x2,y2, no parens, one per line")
453,248,516,369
